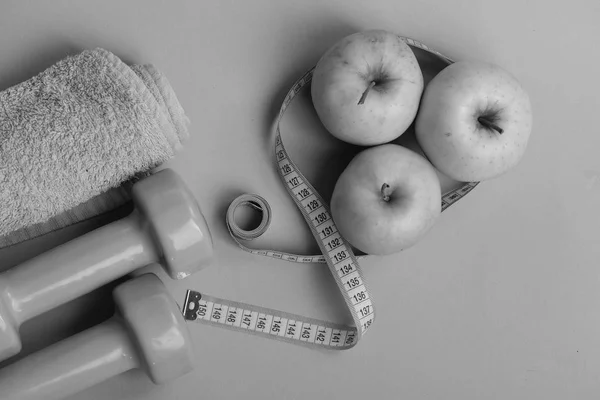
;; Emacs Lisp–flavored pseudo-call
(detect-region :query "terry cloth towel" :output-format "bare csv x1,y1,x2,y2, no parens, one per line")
0,48,190,248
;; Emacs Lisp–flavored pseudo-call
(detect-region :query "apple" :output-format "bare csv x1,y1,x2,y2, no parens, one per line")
330,144,441,255
415,60,533,182
311,30,424,146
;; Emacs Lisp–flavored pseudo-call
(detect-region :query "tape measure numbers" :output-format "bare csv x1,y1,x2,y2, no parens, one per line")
182,36,479,350
183,290,360,348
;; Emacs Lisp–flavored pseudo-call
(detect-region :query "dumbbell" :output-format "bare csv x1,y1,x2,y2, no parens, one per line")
0,168,213,362
0,273,195,400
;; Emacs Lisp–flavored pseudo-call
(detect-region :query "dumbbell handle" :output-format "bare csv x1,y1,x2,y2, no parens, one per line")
0,210,158,326
0,317,140,400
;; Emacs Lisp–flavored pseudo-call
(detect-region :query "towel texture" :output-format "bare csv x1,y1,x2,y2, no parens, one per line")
0,48,190,247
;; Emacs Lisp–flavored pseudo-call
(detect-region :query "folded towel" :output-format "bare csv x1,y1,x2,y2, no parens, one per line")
0,48,190,248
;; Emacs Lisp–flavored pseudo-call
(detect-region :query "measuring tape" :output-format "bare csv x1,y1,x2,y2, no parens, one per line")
182,36,479,350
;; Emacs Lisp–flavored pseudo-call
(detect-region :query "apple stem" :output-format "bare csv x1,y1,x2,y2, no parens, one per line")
358,81,376,105
381,183,392,202
478,117,504,134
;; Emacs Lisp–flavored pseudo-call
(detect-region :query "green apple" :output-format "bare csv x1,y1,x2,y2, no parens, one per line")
415,61,533,182
330,144,441,255
311,30,424,146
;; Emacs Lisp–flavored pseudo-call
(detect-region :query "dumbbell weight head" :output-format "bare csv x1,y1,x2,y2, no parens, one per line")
132,168,214,280
114,272,195,383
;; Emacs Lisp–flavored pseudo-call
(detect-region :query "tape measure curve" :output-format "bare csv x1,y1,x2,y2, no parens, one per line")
182,36,479,350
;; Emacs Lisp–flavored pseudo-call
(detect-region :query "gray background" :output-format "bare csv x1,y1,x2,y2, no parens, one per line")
0,0,599,399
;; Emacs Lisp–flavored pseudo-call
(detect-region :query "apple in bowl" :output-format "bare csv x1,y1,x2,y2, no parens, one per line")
311,30,424,146
415,61,533,182
330,144,441,255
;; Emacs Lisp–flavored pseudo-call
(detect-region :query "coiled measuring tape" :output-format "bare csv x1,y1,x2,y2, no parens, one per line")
182,37,479,350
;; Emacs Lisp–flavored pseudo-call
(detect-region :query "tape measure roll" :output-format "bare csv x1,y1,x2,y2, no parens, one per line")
183,36,479,350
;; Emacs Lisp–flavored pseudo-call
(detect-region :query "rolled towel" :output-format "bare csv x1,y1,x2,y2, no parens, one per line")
0,48,190,247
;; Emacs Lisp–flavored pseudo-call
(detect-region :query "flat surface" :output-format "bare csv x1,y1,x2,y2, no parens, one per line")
0,1,599,399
